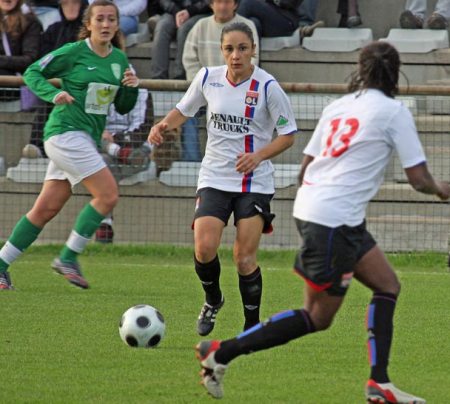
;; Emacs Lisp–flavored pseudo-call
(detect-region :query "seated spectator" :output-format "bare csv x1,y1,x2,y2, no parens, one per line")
97,88,153,243
150,0,212,80
0,0,41,76
400,0,450,29
298,0,324,37
24,0,60,30
337,0,362,28
237,0,322,40
147,0,163,40
182,0,259,161
87,0,147,36
22,0,88,158
0,0,41,103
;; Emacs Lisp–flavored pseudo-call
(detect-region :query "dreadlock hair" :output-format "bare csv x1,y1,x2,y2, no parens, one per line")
348,41,400,98
78,0,125,51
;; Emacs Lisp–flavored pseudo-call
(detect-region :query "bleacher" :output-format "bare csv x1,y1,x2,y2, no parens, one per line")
2,0,450,250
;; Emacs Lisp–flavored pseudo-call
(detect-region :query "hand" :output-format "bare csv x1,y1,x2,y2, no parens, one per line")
235,152,262,175
175,10,190,28
148,122,169,146
122,68,140,87
437,181,450,200
54,91,74,105
102,130,114,143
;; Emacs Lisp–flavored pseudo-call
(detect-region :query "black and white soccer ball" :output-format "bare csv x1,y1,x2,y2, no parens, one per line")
119,304,165,348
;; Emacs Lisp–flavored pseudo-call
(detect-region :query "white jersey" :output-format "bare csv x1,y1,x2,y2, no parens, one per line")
176,65,297,194
293,89,426,227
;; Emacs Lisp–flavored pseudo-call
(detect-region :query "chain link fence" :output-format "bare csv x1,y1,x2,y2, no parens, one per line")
0,78,449,251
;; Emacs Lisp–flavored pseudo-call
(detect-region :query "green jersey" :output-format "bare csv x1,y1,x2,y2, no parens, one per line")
24,39,138,146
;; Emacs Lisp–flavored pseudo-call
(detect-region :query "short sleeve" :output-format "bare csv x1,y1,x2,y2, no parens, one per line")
266,80,297,135
176,67,208,117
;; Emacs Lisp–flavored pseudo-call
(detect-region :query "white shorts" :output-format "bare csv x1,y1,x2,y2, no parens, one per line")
44,131,107,186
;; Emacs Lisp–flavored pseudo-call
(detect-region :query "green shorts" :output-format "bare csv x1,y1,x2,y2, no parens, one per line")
293,219,376,296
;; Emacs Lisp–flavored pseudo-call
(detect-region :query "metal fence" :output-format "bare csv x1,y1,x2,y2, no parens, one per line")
0,77,449,251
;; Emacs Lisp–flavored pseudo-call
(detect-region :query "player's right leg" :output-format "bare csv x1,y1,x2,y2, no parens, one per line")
193,188,230,336
194,215,225,336
0,179,71,290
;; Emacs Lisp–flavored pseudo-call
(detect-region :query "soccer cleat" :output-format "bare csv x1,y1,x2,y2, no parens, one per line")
195,340,227,399
51,258,89,289
197,297,224,336
0,271,14,290
366,379,426,403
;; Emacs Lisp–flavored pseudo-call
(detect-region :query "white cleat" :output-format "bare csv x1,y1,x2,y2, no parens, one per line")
195,340,227,399
366,379,426,403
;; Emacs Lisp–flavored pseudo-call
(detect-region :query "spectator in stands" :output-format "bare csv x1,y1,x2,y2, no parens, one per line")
25,0,60,30
147,0,163,40
0,0,41,77
149,22,296,337
237,0,323,40
193,41,449,403
88,0,147,36
22,0,88,158
150,0,212,79
96,88,152,243
400,0,450,29
337,0,362,28
0,0,139,291
181,0,259,161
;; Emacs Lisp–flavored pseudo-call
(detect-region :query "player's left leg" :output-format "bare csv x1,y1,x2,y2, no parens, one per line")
234,215,264,331
354,245,426,404
53,167,118,289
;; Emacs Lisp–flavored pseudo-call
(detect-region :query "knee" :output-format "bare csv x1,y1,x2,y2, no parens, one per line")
195,241,218,263
233,252,255,274
377,277,401,297
99,191,119,213
311,316,334,332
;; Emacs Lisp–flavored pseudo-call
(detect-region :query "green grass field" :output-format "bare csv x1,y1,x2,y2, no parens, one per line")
1,245,449,403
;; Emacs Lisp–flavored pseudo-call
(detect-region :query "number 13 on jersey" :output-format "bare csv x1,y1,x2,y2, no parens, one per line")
322,117,359,157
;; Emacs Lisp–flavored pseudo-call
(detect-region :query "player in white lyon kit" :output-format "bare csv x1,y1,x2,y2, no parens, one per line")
193,42,450,402
149,22,297,336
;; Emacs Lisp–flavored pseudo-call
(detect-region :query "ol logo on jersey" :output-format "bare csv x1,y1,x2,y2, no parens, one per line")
244,79,260,119
245,91,258,106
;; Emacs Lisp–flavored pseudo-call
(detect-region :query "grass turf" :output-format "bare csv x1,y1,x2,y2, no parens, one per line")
0,245,449,403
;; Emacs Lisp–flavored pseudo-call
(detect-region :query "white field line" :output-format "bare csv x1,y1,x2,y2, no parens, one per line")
20,260,450,276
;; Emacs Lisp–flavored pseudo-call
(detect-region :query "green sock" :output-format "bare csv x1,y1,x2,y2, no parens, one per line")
0,216,42,271
60,203,105,263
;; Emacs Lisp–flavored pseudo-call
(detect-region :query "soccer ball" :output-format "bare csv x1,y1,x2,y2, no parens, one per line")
119,304,166,348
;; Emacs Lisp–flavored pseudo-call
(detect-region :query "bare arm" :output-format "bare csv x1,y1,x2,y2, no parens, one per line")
405,162,450,200
297,154,315,186
148,108,189,146
235,134,295,175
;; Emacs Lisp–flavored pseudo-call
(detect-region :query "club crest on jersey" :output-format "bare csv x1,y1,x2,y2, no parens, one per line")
111,63,121,80
245,91,258,106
